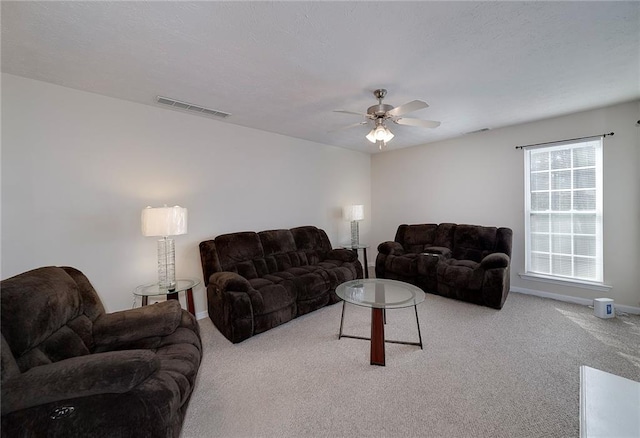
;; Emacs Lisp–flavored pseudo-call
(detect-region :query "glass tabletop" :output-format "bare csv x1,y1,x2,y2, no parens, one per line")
336,279,425,309
134,278,200,297
340,244,369,250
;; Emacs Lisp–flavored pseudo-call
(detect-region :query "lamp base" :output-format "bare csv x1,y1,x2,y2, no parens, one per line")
350,221,360,248
158,237,176,290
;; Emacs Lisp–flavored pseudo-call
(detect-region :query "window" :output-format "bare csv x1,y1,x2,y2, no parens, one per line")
524,138,603,283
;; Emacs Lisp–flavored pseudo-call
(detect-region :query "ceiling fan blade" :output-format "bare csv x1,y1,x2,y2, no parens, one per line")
333,109,370,117
394,118,441,128
329,121,369,132
387,100,429,117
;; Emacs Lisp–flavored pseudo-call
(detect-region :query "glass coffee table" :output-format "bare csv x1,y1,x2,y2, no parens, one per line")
336,279,425,366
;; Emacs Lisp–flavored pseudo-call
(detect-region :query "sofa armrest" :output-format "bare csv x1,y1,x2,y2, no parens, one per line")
93,300,182,348
1,350,158,415
208,271,251,294
377,241,404,256
480,252,510,270
423,246,452,258
206,272,254,343
325,248,357,262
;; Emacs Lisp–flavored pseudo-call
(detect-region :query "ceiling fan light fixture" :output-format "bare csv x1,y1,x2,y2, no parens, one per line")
336,88,439,148
383,127,394,142
366,128,377,143
374,124,387,141
366,122,394,143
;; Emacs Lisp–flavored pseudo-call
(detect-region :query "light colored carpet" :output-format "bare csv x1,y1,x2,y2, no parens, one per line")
181,292,640,438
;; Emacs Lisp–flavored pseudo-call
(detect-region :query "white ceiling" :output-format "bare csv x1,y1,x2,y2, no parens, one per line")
2,1,639,154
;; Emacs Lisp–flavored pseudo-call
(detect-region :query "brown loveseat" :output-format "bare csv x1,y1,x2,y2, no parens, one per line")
200,225,363,343
376,223,513,309
1,266,202,437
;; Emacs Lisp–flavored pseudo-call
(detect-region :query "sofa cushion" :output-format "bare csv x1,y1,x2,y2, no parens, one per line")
385,254,419,276
0,335,20,385
291,226,332,263
247,279,296,316
215,232,265,278
0,267,105,373
260,229,310,273
259,229,296,253
93,300,183,348
61,266,106,321
402,224,438,253
434,223,457,248
264,272,294,282
317,262,359,291
452,225,498,262
289,272,328,301
38,325,91,364
438,259,483,290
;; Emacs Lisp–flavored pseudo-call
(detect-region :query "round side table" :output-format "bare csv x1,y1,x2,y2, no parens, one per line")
134,278,199,315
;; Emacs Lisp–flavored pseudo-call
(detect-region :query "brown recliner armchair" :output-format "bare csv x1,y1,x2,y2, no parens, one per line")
1,266,202,437
376,223,513,309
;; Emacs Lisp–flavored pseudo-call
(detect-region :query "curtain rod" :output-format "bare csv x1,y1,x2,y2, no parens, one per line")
515,132,614,150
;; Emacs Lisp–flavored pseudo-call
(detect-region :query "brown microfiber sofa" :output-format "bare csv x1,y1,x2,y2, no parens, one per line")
376,223,513,309
200,225,363,343
1,266,202,438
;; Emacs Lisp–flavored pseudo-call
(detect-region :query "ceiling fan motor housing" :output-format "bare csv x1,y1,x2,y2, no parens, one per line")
369,89,392,118
367,103,394,118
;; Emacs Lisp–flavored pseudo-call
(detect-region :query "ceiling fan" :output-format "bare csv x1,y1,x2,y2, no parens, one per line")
333,89,440,149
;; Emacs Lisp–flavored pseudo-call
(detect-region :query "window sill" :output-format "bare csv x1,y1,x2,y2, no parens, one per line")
518,272,612,292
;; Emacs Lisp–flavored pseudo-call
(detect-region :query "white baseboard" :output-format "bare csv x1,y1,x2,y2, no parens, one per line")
194,289,639,320
511,286,640,315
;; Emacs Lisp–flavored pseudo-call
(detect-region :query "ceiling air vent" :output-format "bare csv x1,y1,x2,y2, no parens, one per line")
155,96,231,119
465,128,491,134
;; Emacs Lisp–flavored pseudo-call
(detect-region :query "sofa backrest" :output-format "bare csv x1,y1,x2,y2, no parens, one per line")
258,229,309,272
395,223,456,253
200,226,334,286
291,226,332,265
451,224,513,262
496,227,513,257
394,223,513,262
0,266,106,374
209,232,266,281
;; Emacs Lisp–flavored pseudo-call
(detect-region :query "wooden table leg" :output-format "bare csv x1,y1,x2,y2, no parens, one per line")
186,288,195,315
363,248,369,279
371,307,385,366
142,296,149,306
167,289,196,315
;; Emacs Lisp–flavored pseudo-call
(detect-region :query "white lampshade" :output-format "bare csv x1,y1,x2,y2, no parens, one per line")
344,204,364,222
141,206,188,237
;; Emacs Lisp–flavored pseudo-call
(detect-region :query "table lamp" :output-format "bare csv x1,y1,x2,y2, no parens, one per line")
141,205,187,290
344,204,364,248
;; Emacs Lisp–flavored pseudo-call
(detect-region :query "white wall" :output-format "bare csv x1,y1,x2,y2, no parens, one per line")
1,74,371,315
372,101,640,309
